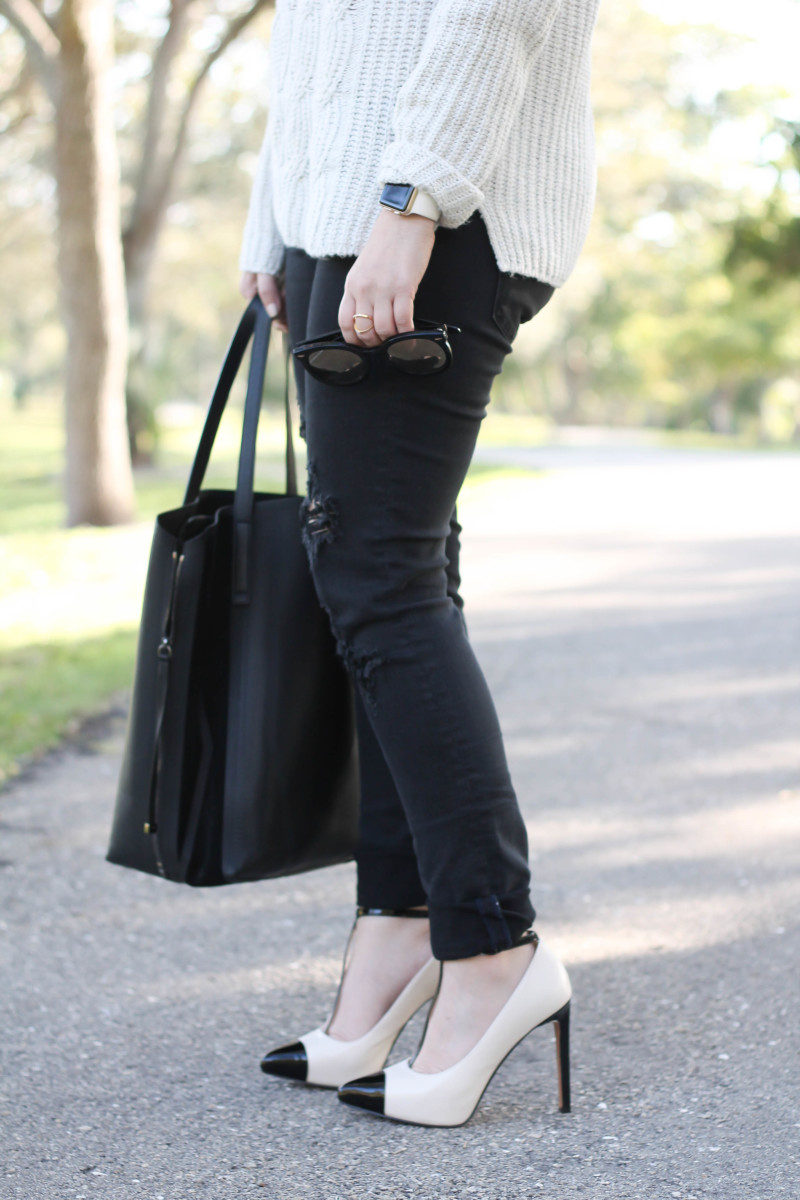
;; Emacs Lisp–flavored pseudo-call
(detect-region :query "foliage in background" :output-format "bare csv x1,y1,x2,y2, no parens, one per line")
0,0,798,442
512,5,800,436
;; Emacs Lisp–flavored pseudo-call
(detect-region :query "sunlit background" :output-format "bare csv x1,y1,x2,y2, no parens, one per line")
0,0,798,781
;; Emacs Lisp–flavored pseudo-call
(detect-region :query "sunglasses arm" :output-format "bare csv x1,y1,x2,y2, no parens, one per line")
292,322,461,356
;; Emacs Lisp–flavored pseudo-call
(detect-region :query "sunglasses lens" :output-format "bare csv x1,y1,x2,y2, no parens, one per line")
386,337,447,375
306,346,366,384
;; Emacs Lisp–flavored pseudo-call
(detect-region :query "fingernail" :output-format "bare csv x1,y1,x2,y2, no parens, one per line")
266,302,279,317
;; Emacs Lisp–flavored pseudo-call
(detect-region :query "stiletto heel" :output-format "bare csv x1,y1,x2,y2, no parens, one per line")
338,930,574,1127
260,905,437,1089
546,997,571,1113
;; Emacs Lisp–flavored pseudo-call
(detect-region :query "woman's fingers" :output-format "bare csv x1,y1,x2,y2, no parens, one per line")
393,290,415,334
341,260,384,345
239,270,258,300
352,307,381,346
238,270,289,332
347,295,413,345
338,208,433,344
345,286,381,348
341,289,400,347
372,296,398,343
338,287,363,346
256,271,289,333
244,263,416,344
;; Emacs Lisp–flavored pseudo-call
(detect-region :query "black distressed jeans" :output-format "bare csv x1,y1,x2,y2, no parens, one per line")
282,211,554,960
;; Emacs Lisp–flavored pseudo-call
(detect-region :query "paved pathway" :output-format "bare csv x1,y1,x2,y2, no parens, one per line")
2,439,798,1199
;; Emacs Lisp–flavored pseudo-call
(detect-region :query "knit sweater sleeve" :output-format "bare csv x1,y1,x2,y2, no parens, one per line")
238,116,286,276
376,0,566,228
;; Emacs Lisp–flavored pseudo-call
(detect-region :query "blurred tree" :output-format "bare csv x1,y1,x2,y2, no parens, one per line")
725,118,800,284
0,0,270,526
508,3,800,436
0,0,133,525
120,0,271,465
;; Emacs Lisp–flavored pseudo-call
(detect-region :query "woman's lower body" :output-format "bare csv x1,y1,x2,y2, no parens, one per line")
261,213,575,1117
282,210,555,963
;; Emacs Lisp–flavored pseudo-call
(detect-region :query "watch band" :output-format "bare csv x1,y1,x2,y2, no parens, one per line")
380,182,441,222
405,187,441,221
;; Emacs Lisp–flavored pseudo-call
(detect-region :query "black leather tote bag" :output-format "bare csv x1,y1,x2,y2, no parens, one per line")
106,295,359,885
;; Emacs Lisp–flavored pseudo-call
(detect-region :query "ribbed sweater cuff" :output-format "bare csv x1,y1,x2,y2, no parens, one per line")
376,139,484,229
238,234,286,278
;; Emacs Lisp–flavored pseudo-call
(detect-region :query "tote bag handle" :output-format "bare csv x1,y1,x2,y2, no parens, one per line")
182,294,299,604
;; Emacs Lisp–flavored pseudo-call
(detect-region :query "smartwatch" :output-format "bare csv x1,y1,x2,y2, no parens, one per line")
380,182,441,223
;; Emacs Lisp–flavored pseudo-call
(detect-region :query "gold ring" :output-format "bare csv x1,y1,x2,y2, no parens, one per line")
353,312,374,336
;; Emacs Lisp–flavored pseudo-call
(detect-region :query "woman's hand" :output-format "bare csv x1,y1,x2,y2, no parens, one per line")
239,270,289,334
339,208,437,346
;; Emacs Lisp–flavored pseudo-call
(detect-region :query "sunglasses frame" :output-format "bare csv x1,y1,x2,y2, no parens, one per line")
291,317,462,385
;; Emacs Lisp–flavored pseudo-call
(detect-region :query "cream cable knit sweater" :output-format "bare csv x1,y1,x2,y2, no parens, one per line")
239,0,601,288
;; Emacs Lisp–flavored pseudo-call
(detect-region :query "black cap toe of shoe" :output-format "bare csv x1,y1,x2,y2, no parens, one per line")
337,1071,386,1114
260,1041,308,1081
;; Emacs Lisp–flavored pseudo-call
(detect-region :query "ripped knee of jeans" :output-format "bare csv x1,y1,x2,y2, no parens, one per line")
299,461,386,703
299,459,340,561
335,636,386,708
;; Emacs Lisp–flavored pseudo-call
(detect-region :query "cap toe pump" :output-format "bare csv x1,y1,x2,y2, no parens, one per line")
259,906,438,1090
337,1071,386,1114
337,931,572,1127
260,1041,309,1081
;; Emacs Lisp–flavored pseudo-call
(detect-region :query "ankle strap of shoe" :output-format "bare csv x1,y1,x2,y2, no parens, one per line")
356,905,429,918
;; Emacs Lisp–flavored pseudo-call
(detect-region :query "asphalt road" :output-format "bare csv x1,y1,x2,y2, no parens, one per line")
2,438,798,1200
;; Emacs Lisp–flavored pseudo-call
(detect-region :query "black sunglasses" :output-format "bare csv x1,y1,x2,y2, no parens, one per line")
291,317,462,386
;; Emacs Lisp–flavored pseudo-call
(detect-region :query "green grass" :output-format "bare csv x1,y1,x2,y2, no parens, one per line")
0,392,293,789
0,394,543,790
0,630,135,769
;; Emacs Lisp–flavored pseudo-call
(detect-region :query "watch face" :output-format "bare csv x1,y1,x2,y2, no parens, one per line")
382,183,415,211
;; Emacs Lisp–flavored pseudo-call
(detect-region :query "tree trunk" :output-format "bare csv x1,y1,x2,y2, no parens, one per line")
53,0,134,526
707,385,735,435
124,217,167,467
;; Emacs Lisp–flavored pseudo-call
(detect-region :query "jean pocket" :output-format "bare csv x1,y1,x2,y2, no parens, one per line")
491,270,556,343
